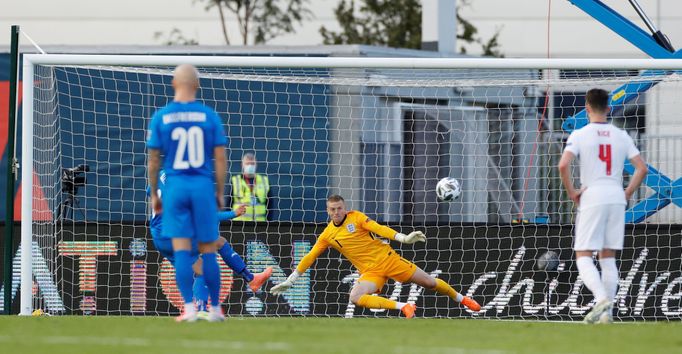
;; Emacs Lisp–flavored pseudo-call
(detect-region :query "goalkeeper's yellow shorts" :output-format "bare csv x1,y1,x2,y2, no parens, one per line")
359,251,418,291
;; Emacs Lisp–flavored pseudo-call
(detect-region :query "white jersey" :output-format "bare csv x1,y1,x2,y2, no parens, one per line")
564,122,640,209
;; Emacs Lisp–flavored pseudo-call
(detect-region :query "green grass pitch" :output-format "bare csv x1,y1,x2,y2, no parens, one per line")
0,316,680,354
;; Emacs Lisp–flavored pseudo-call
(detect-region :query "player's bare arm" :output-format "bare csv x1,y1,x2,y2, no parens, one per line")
148,148,162,214
558,150,583,205
214,146,227,209
625,154,648,200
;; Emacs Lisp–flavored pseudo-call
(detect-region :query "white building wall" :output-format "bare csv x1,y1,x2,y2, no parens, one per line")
0,0,339,47
3,0,681,58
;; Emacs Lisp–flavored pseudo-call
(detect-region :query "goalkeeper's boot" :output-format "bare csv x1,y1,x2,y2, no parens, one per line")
175,305,198,323
401,303,417,319
249,266,273,293
207,306,225,322
584,299,611,324
461,296,481,312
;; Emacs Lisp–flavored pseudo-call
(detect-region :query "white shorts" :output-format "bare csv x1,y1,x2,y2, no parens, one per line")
574,204,625,251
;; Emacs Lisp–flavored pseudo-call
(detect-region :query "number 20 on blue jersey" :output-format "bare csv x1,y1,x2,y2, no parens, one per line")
172,126,205,169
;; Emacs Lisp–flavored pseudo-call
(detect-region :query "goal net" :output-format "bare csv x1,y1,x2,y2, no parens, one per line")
14,55,682,321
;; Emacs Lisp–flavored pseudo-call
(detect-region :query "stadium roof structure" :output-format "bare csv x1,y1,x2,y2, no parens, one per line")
1,44,475,59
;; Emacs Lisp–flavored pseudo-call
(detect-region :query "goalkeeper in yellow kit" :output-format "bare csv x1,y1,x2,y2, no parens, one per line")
271,195,481,318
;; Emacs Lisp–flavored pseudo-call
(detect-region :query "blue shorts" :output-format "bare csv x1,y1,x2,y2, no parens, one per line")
162,175,219,244
151,236,200,265
151,227,199,264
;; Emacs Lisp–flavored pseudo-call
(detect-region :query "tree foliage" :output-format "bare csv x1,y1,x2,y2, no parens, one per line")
199,0,312,45
320,0,503,57
156,0,311,45
320,0,422,49
154,28,199,46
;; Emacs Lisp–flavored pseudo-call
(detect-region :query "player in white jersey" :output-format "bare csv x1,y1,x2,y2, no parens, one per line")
558,88,648,324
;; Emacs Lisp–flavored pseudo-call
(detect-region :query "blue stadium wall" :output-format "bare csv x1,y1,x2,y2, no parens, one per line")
0,53,331,222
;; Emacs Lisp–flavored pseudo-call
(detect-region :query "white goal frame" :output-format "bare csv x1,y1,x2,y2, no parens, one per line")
20,54,682,316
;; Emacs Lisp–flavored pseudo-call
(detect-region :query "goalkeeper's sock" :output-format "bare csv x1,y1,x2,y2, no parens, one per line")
201,253,222,307
218,242,254,282
577,256,607,302
433,278,464,302
173,250,195,305
357,295,397,310
192,275,209,312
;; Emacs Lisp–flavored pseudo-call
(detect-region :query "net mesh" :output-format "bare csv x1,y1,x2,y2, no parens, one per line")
23,60,682,320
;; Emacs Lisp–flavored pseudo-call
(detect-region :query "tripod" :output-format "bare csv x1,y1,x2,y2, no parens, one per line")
57,192,86,220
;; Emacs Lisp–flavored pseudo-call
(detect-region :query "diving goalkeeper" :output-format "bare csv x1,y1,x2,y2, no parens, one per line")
271,194,480,318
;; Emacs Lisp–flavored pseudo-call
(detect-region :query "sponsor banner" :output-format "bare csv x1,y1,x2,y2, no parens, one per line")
1,223,680,320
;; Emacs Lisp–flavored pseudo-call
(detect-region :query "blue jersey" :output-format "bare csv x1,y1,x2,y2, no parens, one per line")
147,100,226,242
146,101,227,177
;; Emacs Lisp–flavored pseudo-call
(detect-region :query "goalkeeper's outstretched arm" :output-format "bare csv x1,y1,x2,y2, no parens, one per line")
362,218,426,244
270,239,328,295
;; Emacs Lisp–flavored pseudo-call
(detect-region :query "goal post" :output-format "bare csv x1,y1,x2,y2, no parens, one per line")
18,54,682,319
20,55,34,316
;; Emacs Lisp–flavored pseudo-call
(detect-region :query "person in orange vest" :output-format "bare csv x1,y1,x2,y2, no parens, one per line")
230,152,270,221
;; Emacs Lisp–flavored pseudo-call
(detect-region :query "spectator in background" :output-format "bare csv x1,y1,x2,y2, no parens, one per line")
230,152,270,221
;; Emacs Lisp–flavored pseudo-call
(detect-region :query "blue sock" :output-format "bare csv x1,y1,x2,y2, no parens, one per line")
201,253,222,307
218,242,254,282
173,250,194,304
193,275,209,312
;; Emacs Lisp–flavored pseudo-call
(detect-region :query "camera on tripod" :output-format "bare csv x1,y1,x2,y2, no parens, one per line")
61,164,90,195
58,164,90,220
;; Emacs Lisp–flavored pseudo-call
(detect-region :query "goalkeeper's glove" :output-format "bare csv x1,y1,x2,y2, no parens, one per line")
394,231,426,244
270,270,301,295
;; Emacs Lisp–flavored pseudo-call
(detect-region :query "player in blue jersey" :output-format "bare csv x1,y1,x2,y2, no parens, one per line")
147,170,273,318
147,64,228,322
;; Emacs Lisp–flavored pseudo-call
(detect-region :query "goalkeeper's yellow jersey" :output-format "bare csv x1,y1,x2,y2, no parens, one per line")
295,210,399,274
